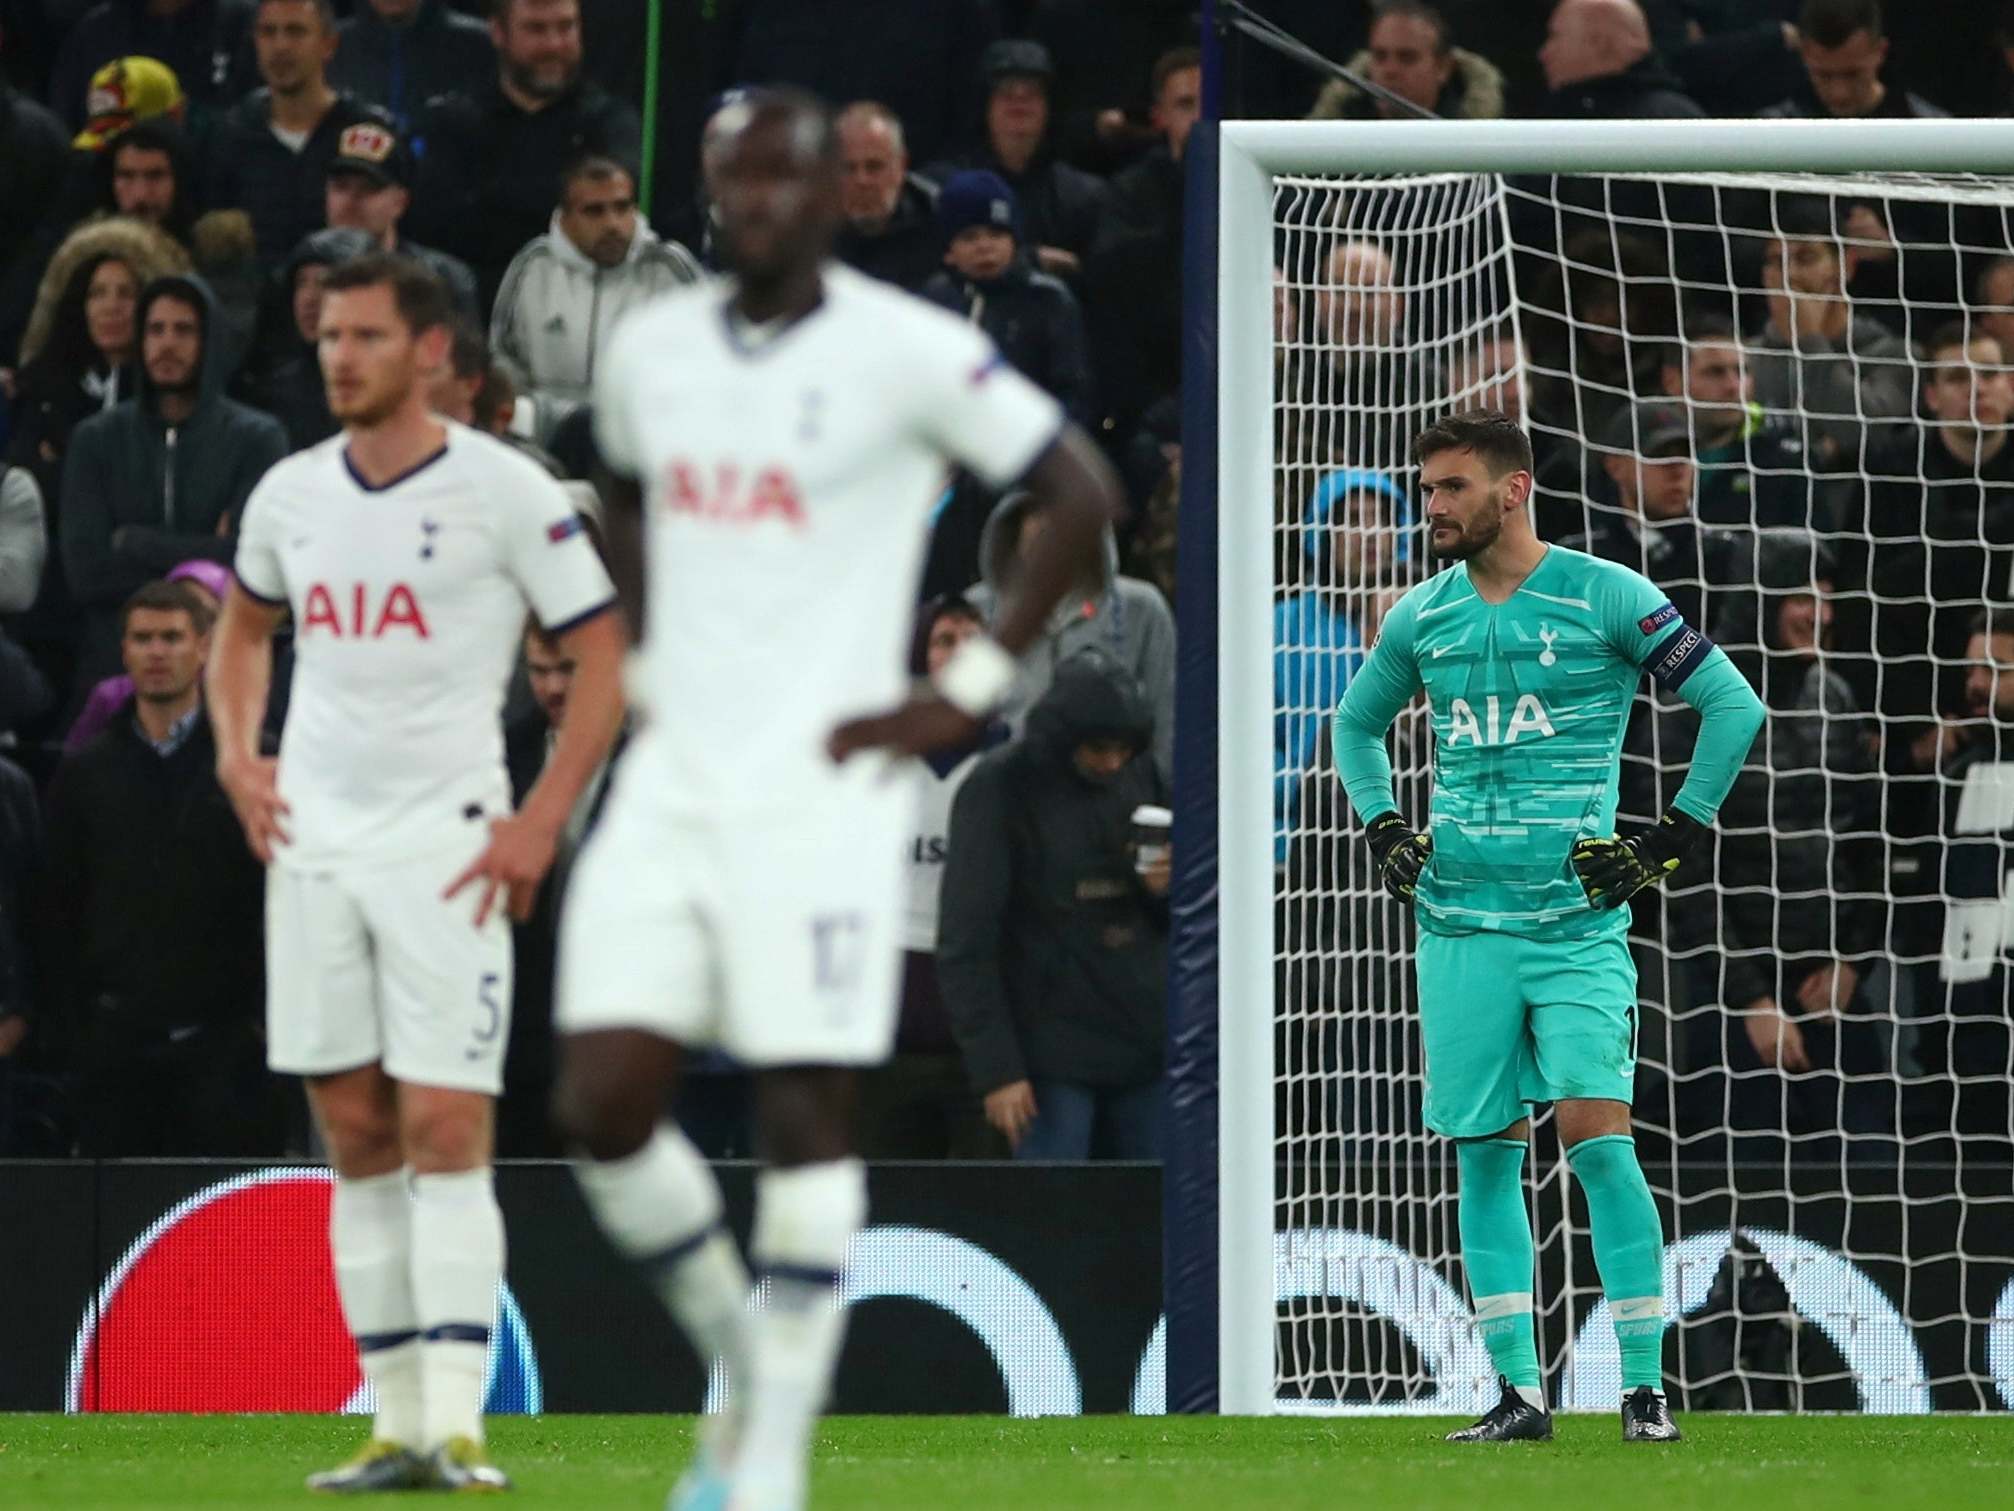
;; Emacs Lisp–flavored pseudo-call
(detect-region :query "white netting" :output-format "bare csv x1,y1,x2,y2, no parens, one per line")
1270,166,2014,1413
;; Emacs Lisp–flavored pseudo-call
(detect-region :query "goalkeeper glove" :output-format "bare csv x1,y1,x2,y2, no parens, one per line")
1364,812,1432,902
1570,809,1706,910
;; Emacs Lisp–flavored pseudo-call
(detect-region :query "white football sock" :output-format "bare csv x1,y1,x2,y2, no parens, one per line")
573,1123,752,1433
1511,1383,1548,1412
410,1167,504,1449
733,1160,867,1506
329,1168,422,1448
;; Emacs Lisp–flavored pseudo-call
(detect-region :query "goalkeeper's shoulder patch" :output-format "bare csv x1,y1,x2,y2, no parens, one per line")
1646,624,1713,689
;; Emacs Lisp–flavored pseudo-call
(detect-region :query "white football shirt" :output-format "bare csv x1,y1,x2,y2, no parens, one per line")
593,263,1064,816
235,424,616,869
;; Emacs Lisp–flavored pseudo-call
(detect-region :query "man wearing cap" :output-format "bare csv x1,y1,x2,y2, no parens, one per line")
323,118,478,315
921,170,1095,428
923,40,1108,283
331,0,495,134
407,0,641,310
489,154,700,446
208,0,384,268
1556,400,1754,640
48,2,255,135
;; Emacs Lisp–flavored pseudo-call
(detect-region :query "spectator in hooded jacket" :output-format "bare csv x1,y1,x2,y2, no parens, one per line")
206,0,386,268
833,100,942,294
61,273,286,690
1307,1,1507,123
921,171,1095,429
320,116,477,314
240,226,372,452
490,154,701,446
938,648,1169,1161
969,488,1177,784
922,40,1108,284
47,1,255,135
408,0,641,308
1273,469,1409,863
331,0,495,133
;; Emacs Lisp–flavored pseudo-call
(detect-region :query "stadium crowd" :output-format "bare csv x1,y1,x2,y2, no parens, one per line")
0,0,2010,1165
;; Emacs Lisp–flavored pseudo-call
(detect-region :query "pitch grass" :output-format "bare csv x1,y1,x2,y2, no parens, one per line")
2,1414,2011,1511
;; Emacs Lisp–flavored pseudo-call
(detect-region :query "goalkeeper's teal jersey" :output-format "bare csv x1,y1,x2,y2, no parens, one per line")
1333,546,1724,941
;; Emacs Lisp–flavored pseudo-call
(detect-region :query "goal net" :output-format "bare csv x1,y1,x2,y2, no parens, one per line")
1198,119,2014,1417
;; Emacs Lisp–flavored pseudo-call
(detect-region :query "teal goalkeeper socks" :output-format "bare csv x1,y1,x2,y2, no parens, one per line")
1567,1134,1667,1392
1455,1138,1541,1391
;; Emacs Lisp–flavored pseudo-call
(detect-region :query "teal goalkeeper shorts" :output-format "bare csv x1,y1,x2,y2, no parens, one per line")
1412,927,1638,1138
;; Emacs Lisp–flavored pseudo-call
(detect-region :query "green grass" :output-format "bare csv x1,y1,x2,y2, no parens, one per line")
1,1414,2011,1510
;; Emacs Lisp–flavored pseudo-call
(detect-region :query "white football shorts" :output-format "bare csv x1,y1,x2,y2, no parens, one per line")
265,838,513,1094
554,770,904,1067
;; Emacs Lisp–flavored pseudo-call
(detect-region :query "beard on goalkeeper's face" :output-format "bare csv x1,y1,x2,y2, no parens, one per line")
1427,490,1504,560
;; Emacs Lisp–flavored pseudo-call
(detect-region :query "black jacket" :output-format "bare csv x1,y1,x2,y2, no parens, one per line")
39,704,264,1037
922,258,1096,426
937,651,1168,1095
502,708,627,1115
61,274,287,685
1839,433,2014,742
1693,414,1838,533
1543,55,1706,120
330,0,494,133
409,74,642,307
208,90,386,267
0,83,72,362
1555,511,1755,646
1084,144,1183,430
0,753,35,1024
45,0,256,131
834,174,943,295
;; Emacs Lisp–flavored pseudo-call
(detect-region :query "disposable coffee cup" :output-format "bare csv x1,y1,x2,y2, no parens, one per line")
1132,804,1173,873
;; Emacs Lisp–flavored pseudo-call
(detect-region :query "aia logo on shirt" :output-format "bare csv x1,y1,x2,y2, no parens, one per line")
300,582,431,639
659,460,806,529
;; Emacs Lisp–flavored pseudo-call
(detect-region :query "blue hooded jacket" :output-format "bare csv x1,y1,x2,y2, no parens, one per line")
1272,467,1410,861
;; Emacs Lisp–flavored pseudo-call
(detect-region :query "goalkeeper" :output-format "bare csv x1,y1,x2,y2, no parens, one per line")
1332,411,1763,1445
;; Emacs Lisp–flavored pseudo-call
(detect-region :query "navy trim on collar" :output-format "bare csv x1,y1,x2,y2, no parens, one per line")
343,440,451,494
718,288,828,359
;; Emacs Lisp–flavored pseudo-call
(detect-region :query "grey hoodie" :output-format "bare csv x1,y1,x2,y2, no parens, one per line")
490,213,702,444
61,273,287,681
966,490,1176,781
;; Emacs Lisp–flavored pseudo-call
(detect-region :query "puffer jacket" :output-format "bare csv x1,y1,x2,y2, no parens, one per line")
489,214,702,443
1307,45,1506,121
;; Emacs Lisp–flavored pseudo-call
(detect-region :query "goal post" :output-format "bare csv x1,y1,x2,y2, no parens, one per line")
1171,116,2014,1417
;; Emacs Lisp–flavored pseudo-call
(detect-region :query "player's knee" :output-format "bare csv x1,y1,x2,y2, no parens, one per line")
309,1078,402,1175
549,1070,652,1162
756,1069,855,1168
400,1095,492,1173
